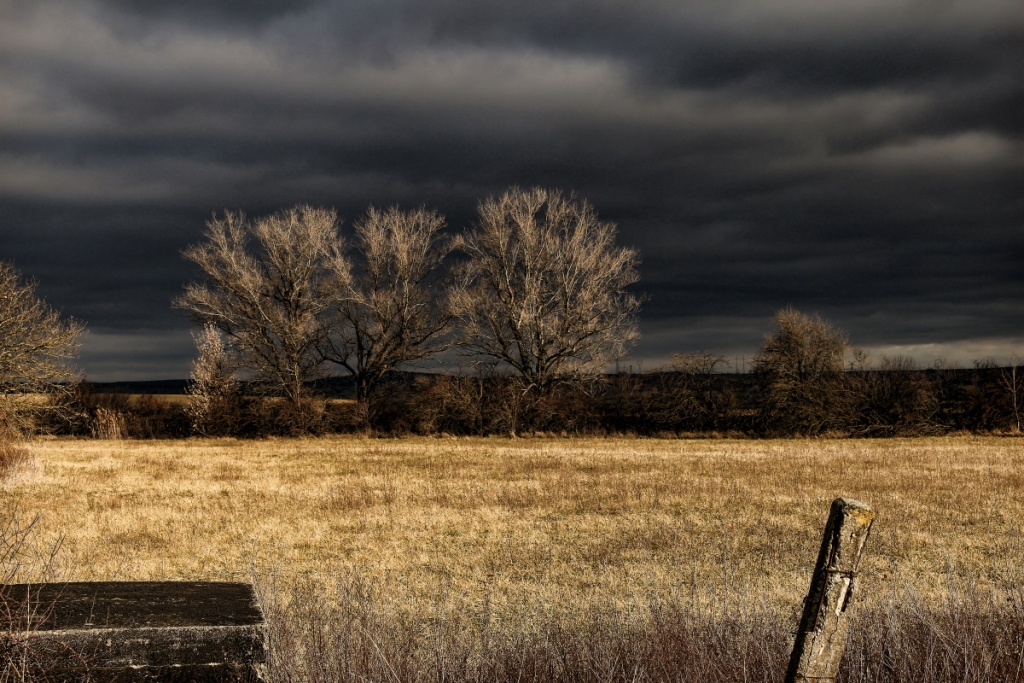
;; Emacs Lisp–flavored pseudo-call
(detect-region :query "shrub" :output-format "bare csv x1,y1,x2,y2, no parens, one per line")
0,442,31,482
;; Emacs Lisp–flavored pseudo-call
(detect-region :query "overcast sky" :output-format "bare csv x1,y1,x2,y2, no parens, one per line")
1,0,1021,380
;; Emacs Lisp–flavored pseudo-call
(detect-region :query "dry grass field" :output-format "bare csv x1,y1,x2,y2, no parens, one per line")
4,436,1023,605
3,436,1023,682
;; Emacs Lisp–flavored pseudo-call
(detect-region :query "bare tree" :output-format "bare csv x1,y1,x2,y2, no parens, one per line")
669,352,735,431
0,262,84,439
451,187,641,394
321,206,454,406
752,307,850,435
186,323,242,436
672,352,730,377
175,206,339,410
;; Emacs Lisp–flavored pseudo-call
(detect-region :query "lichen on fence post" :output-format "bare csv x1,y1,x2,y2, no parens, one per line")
786,497,875,683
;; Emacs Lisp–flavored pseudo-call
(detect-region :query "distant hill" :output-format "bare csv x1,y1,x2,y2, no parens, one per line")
86,375,359,398
87,379,190,395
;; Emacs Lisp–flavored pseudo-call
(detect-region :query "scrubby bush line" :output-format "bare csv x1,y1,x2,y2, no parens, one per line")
36,361,1024,439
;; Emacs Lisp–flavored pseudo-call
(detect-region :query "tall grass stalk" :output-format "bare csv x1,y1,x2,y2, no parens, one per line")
256,570,1024,683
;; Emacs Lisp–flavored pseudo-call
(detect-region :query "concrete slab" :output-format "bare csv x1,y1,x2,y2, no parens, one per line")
1,582,266,682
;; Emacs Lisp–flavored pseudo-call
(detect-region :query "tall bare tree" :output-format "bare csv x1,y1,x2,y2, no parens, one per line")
322,206,454,404
0,262,84,438
451,187,641,393
753,307,850,435
176,206,339,409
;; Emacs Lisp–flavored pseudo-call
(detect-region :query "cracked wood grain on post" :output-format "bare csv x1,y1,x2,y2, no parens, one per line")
785,497,875,683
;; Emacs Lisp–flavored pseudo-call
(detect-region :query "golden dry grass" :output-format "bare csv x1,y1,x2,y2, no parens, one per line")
3,436,1022,623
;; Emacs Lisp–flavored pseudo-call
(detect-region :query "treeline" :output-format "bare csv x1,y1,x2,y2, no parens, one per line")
48,320,1023,439
2,187,1021,441
42,362,1021,439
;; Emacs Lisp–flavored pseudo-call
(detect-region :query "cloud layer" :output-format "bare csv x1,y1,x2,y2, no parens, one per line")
1,0,1021,379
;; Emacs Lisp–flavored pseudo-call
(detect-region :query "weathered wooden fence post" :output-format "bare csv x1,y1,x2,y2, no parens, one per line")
785,497,874,683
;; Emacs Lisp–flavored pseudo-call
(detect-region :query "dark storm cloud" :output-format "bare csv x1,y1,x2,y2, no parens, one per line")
104,0,320,24
378,0,1023,93
0,0,1020,379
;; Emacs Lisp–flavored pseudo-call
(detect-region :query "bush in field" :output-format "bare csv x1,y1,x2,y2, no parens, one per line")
0,441,32,481
1001,355,1022,432
411,372,490,435
849,355,940,436
960,360,1021,432
359,369,605,436
39,383,189,440
753,308,850,435
186,323,244,437
665,353,736,431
